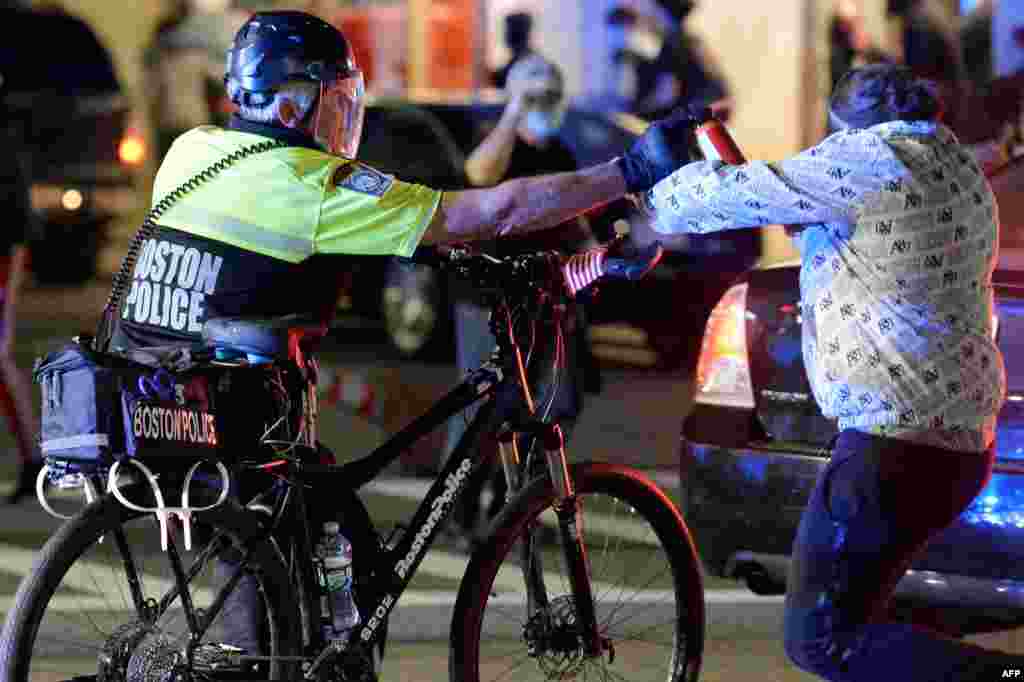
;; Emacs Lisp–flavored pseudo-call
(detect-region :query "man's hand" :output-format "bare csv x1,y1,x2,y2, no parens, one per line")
616,107,698,194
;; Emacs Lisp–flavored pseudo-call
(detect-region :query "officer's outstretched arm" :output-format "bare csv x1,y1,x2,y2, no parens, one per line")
421,107,698,245
422,161,625,244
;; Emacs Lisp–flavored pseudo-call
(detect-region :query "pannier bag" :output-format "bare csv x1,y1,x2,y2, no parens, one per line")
34,339,218,473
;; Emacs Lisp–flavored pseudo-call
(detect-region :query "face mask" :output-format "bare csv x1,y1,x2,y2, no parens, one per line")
626,28,664,60
522,108,563,141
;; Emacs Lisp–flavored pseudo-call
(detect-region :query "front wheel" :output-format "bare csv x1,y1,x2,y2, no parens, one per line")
450,462,705,682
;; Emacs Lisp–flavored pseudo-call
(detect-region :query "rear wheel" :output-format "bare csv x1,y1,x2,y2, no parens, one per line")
450,462,705,682
0,483,303,682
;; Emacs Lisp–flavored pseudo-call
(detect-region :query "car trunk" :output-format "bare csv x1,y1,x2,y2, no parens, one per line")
683,259,1024,591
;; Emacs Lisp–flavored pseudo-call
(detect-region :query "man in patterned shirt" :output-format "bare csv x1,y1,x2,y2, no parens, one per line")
646,63,1017,680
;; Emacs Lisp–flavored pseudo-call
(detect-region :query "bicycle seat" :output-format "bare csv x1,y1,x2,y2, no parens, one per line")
201,315,327,359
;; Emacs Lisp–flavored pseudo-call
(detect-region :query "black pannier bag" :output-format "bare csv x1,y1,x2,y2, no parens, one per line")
34,339,219,474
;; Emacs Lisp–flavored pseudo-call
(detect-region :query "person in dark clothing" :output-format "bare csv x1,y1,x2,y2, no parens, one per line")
888,0,962,82
608,0,729,120
142,0,239,161
491,12,535,89
829,0,890,91
887,0,1024,144
959,0,993,89
0,120,41,504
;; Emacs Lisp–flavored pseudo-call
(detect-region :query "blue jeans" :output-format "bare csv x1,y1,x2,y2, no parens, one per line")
784,429,1022,681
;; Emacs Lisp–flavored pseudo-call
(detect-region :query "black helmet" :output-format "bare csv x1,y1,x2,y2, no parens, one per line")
225,10,357,108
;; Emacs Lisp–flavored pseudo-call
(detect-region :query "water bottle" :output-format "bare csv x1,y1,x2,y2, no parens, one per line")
319,521,360,639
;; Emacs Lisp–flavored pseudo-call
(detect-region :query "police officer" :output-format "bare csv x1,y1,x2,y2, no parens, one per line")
97,9,696,657
101,10,694,353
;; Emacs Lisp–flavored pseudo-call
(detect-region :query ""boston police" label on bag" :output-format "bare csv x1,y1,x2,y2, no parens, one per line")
132,403,218,447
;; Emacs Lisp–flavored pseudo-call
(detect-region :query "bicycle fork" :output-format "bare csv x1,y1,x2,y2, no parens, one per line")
500,423,604,659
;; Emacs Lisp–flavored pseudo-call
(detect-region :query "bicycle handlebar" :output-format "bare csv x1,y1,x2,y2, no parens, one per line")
404,238,664,298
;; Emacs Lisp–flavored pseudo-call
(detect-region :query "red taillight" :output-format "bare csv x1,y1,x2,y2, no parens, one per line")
694,282,755,408
118,129,146,166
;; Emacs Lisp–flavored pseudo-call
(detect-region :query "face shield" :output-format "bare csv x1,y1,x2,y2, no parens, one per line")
312,69,366,159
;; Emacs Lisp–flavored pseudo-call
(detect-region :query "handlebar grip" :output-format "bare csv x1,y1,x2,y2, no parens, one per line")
603,241,664,281
562,241,664,295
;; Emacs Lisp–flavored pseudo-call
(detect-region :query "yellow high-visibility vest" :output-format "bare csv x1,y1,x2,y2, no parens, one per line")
153,126,441,263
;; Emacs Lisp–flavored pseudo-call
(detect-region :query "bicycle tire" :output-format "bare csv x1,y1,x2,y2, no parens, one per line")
450,461,705,682
0,483,303,682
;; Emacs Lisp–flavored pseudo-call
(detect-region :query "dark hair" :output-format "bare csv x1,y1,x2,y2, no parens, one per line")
663,0,697,22
504,12,533,51
829,64,942,129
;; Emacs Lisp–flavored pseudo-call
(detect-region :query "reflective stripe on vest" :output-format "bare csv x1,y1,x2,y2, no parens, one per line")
167,204,314,262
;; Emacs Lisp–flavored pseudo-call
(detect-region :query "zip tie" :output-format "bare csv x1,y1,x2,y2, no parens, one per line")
108,459,230,551
561,248,606,296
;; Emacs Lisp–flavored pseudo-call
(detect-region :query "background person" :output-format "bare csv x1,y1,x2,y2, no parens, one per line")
644,63,1018,680
0,105,41,505
142,0,246,161
608,0,730,120
888,0,1024,144
829,0,889,91
447,55,598,546
491,11,536,89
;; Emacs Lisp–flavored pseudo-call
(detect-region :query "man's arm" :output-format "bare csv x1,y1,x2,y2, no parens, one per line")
421,161,627,244
465,97,526,187
420,107,700,246
646,128,889,235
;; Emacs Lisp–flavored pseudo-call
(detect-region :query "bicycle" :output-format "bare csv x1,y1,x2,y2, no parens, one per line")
0,241,706,682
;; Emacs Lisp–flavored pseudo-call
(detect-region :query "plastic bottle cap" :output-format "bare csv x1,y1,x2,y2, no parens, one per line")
323,521,340,534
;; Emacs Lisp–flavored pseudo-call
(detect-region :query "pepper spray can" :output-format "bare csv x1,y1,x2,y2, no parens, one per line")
692,107,747,164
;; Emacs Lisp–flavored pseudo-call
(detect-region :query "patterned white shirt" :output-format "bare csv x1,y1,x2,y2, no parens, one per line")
646,121,1005,451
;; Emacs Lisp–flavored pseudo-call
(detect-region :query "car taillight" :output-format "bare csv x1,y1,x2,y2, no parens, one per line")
118,128,146,166
694,282,755,408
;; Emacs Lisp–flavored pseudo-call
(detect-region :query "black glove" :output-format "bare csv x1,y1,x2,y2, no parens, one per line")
616,107,699,194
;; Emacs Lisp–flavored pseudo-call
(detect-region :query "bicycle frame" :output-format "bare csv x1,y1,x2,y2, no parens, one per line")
273,303,604,675
90,272,605,678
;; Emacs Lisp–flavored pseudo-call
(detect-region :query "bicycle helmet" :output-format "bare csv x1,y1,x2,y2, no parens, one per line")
226,10,365,158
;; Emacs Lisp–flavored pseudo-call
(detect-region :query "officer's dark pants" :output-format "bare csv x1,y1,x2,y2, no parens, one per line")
215,476,380,655
783,429,1024,681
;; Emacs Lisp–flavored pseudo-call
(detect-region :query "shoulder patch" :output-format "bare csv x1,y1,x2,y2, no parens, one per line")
333,163,394,197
